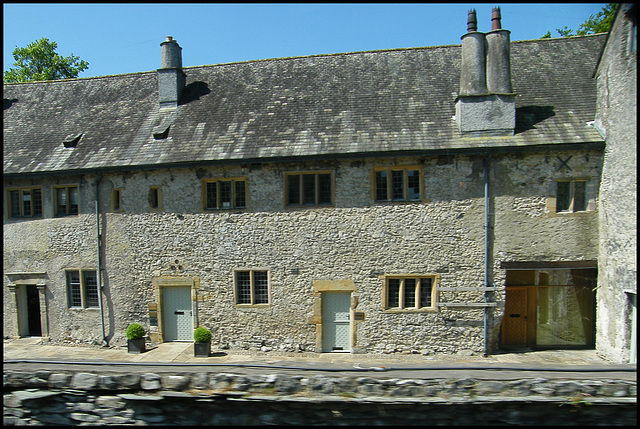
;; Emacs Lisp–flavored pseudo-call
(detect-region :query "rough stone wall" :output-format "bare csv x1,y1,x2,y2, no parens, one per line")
3,150,602,353
595,6,637,363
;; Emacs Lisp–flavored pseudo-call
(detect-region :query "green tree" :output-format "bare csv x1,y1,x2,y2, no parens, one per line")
4,37,89,83
541,3,619,38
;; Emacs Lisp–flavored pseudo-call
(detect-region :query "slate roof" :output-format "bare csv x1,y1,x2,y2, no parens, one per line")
3,34,606,177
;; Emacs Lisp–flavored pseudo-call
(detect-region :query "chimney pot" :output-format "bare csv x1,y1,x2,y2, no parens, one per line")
491,7,502,30
467,9,478,33
165,36,173,42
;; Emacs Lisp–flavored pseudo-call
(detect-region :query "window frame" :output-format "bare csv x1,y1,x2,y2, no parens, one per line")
202,177,249,211
53,185,79,217
6,187,43,219
111,188,123,212
372,166,424,203
382,274,439,312
555,179,588,213
66,269,100,309
284,171,334,207
148,186,163,211
233,268,271,307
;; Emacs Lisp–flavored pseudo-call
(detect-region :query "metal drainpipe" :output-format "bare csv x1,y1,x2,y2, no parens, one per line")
96,172,108,347
483,154,492,356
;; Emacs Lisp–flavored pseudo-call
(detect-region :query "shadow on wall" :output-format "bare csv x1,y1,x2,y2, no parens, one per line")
515,105,555,133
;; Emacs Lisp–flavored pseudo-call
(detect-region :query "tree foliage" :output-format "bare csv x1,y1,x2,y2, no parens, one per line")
4,37,89,83
541,3,619,38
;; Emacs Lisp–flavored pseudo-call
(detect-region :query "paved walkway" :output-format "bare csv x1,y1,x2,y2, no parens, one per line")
3,337,627,367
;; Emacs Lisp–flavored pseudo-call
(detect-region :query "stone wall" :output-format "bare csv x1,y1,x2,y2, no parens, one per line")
4,369,636,426
4,150,602,354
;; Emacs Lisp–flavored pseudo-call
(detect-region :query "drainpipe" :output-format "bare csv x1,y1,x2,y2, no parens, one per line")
483,154,492,356
96,173,108,347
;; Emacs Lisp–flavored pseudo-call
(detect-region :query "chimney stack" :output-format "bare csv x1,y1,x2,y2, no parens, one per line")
456,8,515,137
158,36,186,108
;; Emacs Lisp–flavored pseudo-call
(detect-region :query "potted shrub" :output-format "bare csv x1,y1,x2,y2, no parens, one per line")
126,323,146,354
193,327,212,357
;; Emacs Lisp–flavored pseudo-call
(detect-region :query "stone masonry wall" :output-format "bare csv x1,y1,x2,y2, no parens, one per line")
3,150,602,354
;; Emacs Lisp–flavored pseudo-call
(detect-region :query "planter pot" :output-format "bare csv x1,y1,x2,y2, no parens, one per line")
127,338,145,354
194,341,210,357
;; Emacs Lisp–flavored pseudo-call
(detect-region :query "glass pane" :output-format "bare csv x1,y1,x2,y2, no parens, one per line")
236,271,251,304
391,170,404,200
387,279,400,308
57,188,67,216
219,181,232,209
67,271,82,307
206,182,217,209
32,189,42,216
235,181,246,208
69,187,78,215
22,191,32,217
556,181,571,212
407,170,420,200
404,279,416,307
303,174,316,205
84,271,99,308
375,171,388,201
253,271,269,304
10,191,20,217
318,174,332,204
287,175,300,205
536,285,594,347
420,278,433,307
573,181,587,212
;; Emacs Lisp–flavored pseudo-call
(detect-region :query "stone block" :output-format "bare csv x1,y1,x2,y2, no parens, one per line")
140,373,162,390
70,372,99,390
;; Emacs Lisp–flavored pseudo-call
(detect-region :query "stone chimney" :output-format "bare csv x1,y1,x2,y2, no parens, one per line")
158,36,186,108
456,8,515,137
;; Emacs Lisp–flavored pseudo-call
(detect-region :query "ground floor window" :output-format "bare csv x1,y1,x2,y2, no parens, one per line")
234,269,270,305
66,270,99,308
383,275,438,311
501,267,596,349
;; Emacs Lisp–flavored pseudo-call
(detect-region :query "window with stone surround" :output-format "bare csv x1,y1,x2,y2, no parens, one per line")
54,185,79,217
285,171,333,207
149,186,162,211
66,270,99,308
556,179,587,213
382,275,438,311
373,166,423,202
111,188,123,212
202,177,248,210
234,269,270,306
7,187,43,218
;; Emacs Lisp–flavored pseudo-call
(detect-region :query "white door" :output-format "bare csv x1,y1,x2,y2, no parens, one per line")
322,292,351,352
163,287,192,341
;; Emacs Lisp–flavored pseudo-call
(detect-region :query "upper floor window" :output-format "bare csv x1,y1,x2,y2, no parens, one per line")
66,269,99,308
383,275,438,311
7,187,43,218
556,180,587,213
203,178,247,210
111,188,123,212
234,269,270,305
373,167,422,202
285,171,333,207
54,186,79,217
149,186,162,211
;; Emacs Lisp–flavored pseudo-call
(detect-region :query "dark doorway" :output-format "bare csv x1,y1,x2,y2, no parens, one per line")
26,285,42,336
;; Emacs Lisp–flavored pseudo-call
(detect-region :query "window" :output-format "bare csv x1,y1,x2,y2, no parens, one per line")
373,167,422,202
203,178,247,210
149,187,162,210
556,180,587,213
383,276,437,310
285,172,333,206
7,188,43,218
234,269,270,305
66,270,99,308
54,186,79,216
111,188,123,212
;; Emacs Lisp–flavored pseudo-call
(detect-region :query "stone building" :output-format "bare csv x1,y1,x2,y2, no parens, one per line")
3,8,632,359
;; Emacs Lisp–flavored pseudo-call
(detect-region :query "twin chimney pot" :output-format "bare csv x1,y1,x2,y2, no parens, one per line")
158,36,186,108
456,7,516,137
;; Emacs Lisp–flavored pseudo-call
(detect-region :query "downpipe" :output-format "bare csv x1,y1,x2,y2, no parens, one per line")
96,172,108,347
483,154,492,356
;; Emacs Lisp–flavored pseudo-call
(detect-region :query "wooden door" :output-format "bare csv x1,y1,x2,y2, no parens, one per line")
502,286,528,346
322,292,351,352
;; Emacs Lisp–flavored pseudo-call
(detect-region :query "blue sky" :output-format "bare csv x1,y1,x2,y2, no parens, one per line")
4,3,608,79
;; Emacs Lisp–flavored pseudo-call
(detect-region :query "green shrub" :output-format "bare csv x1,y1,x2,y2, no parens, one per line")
194,327,212,343
126,323,145,340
